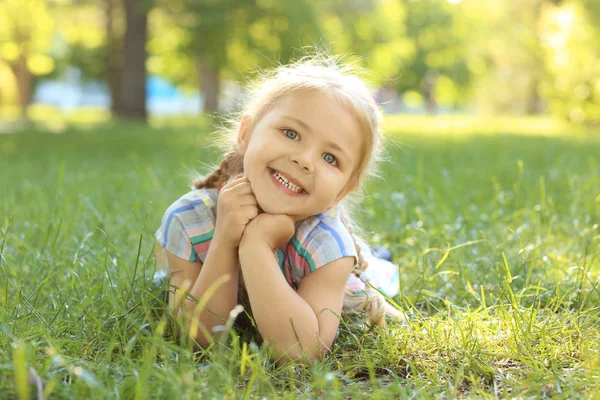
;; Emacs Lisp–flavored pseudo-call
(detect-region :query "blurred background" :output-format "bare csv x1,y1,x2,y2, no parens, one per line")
0,0,599,125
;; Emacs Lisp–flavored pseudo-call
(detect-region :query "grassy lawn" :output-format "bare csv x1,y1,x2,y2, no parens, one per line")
1,115,599,398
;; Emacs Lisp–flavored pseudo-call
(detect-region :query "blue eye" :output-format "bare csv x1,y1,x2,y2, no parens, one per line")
323,153,338,166
283,129,298,140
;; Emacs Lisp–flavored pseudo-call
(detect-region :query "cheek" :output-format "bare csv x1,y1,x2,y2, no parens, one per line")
241,156,249,175
336,170,356,192
242,147,258,171
319,170,349,195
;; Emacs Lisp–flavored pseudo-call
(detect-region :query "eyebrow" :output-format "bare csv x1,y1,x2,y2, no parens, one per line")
282,115,352,161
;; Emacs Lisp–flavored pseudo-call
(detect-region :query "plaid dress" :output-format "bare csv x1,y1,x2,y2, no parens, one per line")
155,188,399,305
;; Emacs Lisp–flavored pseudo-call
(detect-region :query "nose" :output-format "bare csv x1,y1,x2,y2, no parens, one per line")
290,149,314,173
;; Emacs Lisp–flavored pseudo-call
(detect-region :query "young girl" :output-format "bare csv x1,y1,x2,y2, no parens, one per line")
155,57,401,362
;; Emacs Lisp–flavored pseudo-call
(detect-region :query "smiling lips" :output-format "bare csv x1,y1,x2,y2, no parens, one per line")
270,169,306,195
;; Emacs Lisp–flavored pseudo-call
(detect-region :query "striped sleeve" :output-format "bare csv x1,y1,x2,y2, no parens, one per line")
155,190,216,263
289,214,358,283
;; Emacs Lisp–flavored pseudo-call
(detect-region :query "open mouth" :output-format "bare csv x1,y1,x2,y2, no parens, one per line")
270,169,306,195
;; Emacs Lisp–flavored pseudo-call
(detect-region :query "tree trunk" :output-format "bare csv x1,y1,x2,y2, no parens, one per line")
116,0,147,119
422,70,439,115
197,59,220,114
526,78,542,115
9,27,32,119
12,49,32,119
104,0,123,115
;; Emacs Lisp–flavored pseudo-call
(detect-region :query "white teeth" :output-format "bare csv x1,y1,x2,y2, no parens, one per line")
272,170,302,193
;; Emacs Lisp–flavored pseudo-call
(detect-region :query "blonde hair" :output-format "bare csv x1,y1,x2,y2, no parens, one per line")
193,55,398,328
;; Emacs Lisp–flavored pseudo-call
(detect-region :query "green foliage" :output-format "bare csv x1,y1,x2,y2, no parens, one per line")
461,0,548,114
49,2,108,81
397,0,470,103
539,1,600,124
0,0,55,75
147,9,197,89
153,0,324,85
319,0,413,84
0,117,598,397
5,0,600,119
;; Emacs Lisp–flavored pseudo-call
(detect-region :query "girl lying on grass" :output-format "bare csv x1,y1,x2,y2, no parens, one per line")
155,55,402,363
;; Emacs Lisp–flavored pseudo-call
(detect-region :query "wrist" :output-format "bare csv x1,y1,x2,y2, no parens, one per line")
239,234,271,254
211,234,241,254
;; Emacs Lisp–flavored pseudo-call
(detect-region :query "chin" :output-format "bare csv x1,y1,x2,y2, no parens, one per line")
258,203,281,214
257,198,304,218
256,196,286,215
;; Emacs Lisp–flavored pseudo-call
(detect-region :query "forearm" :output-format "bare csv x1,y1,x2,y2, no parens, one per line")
239,241,321,361
185,239,239,344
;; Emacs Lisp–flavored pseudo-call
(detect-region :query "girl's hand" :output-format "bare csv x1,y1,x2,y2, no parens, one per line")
241,213,295,251
214,174,259,248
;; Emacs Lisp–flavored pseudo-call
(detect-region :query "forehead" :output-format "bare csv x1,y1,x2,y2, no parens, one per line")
264,91,363,162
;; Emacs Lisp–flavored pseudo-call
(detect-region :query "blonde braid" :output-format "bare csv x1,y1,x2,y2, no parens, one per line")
193,151,244,189
339,209,387,328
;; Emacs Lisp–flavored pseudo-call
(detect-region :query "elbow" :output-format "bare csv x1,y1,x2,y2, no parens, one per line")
188,326,217,348
171,304,217,347
263,323,331,365
194,334,212,347
271,342,327,365
287,349,322,365
192,321,223,347
273,350,323,366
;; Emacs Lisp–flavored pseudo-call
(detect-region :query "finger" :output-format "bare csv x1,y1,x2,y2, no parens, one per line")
223,174,246,189
232,173,245,182
234,194,257,206
241,204,259,219
227,180,254,195
220,180,247,195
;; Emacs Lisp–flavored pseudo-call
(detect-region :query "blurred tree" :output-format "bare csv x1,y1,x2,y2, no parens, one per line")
539,0,600,124
46,0,125,114
49,1,107,81
580,0,600,26
52,0,147,119
156,0,322,113
49,0,129,116
241,0,323,68
104,0,125,114
0,0,55,117
147,9,197,91
117,0,150,119
4,0,595,124
155,0,251,113
320,0,414,85
399,0,470,112
463,0,552,115
189,0,252,113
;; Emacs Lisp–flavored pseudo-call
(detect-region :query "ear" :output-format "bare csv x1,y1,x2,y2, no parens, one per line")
236,115,252,156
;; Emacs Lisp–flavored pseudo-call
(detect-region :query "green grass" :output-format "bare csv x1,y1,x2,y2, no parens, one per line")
1,116,599,398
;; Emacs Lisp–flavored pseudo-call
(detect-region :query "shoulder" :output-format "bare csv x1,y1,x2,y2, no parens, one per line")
162,187,218,220
155,187,219,262
291,207,357,273
301,207,357,257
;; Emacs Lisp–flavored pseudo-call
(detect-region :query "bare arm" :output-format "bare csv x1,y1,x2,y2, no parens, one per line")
157,175,258,345
239,238,354,362
157,239,240,345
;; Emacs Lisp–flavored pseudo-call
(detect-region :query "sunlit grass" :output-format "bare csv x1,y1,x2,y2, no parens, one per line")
2,105,598,138
0,116,599,398
0,105,213,134
0,105,111,132
383,114,596,137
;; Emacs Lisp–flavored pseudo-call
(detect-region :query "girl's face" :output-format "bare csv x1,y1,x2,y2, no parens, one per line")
238,91,363,220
